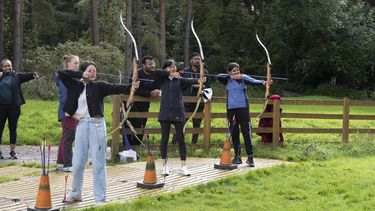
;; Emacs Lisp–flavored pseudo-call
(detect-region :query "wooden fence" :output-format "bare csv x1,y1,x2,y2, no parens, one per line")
110,96,375,158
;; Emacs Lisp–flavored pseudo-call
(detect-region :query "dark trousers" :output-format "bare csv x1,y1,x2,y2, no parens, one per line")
0,105,20,145
57,116,78,166
122,102,149,145
173,103,203,144
160,121,186,160
227,108,253,157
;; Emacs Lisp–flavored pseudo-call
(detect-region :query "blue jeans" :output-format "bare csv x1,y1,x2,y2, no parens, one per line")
69,118,107,203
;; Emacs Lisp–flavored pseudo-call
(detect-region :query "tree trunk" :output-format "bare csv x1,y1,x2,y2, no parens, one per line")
135,0,143,59
159,0,166,63
125,0,133,76
90,0,100,45
184,0,193,66
0,0,4,59
13,0,23,71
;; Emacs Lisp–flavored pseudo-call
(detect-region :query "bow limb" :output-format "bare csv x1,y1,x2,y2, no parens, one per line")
183,20,205,133
256,33,272,118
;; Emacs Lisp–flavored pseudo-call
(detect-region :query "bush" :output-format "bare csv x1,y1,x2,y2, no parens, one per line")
314,83,371,100
23,41,125,100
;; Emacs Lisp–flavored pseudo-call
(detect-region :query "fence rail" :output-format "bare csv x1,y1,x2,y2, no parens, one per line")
110,95,375,158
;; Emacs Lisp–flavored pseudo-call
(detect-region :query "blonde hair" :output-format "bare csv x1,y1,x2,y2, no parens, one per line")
63,55,79,68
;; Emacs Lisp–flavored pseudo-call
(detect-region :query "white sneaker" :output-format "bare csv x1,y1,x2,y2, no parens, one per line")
161,166,170,176
63,166,73,172
63,196,82,203
179,166,191,176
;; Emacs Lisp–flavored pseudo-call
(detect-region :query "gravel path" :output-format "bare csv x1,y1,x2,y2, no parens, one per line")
0,145,111,164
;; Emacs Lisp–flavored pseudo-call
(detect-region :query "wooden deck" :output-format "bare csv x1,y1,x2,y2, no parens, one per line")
0,157,284,210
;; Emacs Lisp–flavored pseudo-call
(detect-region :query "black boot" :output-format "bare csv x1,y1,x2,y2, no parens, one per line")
0,151,3,159
246,156,255,167
232,155,242,164
10,151,18,159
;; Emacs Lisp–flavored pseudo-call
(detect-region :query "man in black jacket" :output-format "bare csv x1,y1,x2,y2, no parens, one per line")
123,55,160,145
172,53,211,144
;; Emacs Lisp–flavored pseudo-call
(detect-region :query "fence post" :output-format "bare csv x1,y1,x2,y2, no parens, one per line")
272,99,281,144
203,100,212,152
111,95,121,159
342,97,350,143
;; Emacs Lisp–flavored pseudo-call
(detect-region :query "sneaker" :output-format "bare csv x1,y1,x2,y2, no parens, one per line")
246,156,255,167
9,151,18,159
161,166,170,176
179,166,191,176
95,200,105,205
0,151,3,159
232,156,242,164
63,196,82,203
56,166,65,171
63,166,73,172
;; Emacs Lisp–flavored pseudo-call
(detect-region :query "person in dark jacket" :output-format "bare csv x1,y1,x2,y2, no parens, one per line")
154,59,203,176
0,59,39,159
54,55,80,172
217,62,270,167
60,61,139,205
172,52,211,144
122,55,160,145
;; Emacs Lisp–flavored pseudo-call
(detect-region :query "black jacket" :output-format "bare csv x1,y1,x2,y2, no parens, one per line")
181,65,211,97
58,70,133,117
153,70,198,122
0,71,36,106
127,67,160,112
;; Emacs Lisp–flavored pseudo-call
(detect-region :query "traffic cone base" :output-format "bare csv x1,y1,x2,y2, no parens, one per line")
137,155,164,189
136,181,165,189
27,205,60,211
214,163,237,170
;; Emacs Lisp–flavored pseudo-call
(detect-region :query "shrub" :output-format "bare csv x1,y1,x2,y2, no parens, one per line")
23,41,125,100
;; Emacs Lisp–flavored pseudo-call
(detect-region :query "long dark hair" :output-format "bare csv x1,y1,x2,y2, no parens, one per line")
162,59,175,70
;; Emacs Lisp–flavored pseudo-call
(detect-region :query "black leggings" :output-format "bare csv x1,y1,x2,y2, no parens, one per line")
0,105,21,145
227,108,253,157
160,121,186,160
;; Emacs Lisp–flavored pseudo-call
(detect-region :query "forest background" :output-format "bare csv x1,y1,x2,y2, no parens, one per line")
1,0,375,100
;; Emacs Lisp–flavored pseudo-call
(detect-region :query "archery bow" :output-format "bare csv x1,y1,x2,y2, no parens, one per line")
256,33,272,118
183,20,205,133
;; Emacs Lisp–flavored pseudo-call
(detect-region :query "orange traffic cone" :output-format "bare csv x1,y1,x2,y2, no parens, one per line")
137,154,164,189
28,175,59,211
214,140,237,170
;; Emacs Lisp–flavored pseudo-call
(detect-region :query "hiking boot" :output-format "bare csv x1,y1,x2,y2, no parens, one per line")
9,151,18,159
171,135,177,145
246,156,255,167
0,151,3,159
63,196,82,203
179,166,191,176
232,156,242,164
161,165,170,176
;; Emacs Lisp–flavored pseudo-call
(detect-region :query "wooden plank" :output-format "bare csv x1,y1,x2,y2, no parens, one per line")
342,97,350,143
111,95,121,159
349,114,375,120
350,100,375,106
203,101,212,152
272,99,281,144
281,113,342,119
280,99,343,106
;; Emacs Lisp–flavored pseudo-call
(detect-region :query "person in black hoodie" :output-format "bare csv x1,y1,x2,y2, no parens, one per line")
0,59,39,159
154,59,203,176
59,61,139,205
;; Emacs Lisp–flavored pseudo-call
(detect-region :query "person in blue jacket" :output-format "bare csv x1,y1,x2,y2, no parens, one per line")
217,62,270,167
54,55,80,172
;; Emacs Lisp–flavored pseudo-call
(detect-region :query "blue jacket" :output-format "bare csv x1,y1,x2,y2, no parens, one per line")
218,74,264,109
54,71,67,121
